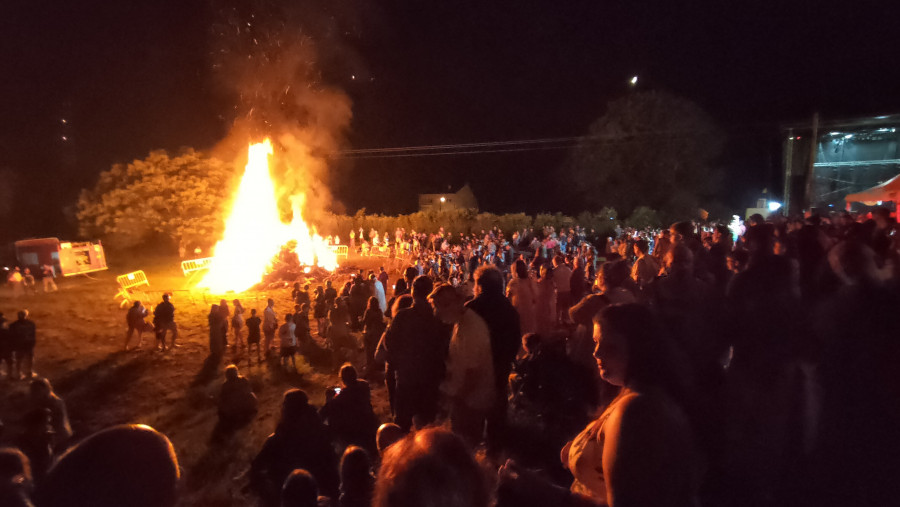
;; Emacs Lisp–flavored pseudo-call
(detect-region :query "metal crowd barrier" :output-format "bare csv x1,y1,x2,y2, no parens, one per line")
329,245,349,262
114,270,150,306
371,246,392,258
181,257,213,276
134,288,199,307
194,289,269,307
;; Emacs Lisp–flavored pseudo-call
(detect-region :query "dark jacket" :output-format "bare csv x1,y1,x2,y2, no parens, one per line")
320,379,378,447
153,301,175,324
466,291,521,384
9,318,36,350
251,405,339,501
382,302,450,389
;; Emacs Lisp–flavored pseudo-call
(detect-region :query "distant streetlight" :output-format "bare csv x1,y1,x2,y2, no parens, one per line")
629,75,638,86
439,195,446,212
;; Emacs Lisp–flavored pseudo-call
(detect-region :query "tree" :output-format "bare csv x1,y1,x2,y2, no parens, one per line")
77,149,235,251
625,206,662,230
568,91,724,222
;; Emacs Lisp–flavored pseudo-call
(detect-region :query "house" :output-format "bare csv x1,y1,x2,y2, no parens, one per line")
418,184,478,212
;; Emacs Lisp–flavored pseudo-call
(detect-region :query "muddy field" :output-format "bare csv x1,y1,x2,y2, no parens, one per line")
0,253,399,506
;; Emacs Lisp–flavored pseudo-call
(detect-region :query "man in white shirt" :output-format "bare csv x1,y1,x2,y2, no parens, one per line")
429,284,495,444
370,273,387,313
279,314,297,371
263,298,278,356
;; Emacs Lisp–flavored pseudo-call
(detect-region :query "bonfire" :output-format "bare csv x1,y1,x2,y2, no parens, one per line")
199,140,337,293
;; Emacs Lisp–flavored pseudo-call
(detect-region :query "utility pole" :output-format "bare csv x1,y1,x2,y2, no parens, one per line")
783,128,794,214
802,112,819,212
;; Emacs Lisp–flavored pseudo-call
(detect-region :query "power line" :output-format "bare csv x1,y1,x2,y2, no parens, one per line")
334,132,697,160
338,135,583,155
337,137,681,160
337,144,578,160
332,122,778,159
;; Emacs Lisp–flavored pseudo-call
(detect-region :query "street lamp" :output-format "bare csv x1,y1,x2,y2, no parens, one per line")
439,196,446,212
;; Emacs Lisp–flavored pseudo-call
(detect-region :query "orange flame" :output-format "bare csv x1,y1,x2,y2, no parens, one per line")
199,140,337,292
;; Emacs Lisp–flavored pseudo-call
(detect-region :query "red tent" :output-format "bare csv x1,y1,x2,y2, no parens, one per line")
844,173,900,205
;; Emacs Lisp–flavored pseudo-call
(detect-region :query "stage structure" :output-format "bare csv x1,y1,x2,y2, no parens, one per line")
782,114,900,215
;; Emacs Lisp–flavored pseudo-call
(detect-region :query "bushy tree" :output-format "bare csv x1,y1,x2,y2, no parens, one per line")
625,206,662,230
77,149,235,251
568,91,724,221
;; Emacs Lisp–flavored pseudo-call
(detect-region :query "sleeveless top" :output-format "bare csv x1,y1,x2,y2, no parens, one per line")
568,390,638,500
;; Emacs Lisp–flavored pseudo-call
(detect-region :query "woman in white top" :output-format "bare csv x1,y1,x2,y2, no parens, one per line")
231,299,245,352
534,263,556,336
500,303,699,507
506,259,537,334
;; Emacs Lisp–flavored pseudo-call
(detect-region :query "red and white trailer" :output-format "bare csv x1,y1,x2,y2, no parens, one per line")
14,237,108,277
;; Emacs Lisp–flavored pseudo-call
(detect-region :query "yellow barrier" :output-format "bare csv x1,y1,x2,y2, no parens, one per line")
329,245,349,262
114,270,150,305
371,246,392,258
180,257,213,276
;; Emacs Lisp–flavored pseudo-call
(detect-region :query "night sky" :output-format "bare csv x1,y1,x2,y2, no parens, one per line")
2,1,900,242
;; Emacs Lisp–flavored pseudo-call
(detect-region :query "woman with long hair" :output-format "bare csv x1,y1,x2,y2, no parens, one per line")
534,263,555,336
501,303,698,507
375,294,413,419
250,389,338,504
362,296,386,376
231,299,245,353
313,286,327,337
207,305,226,357
507,259,537,334
328,298,354,365
568,303,696,505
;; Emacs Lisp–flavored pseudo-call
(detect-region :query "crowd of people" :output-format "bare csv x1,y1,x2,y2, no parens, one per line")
1,207,899,506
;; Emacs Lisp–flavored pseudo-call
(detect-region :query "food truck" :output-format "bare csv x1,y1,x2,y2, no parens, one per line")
14,238,108,277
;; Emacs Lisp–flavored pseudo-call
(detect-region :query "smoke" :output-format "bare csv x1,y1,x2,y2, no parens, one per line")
208,0,362,219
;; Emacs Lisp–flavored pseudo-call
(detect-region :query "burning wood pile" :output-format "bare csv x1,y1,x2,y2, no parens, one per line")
257,243,334,287
198,140,339,293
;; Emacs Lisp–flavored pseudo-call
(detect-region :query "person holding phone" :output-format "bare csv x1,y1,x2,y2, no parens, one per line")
320,364,378,454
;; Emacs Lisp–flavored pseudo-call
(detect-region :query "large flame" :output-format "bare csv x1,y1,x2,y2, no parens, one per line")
199,140,337,293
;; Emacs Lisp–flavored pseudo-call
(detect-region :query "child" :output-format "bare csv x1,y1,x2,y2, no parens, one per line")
245,309,262,365
509,333,542,408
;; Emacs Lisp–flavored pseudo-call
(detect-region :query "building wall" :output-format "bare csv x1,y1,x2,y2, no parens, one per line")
418,185,478,211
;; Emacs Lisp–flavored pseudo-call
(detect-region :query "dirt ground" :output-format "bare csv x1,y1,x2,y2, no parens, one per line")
0,253,399,506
